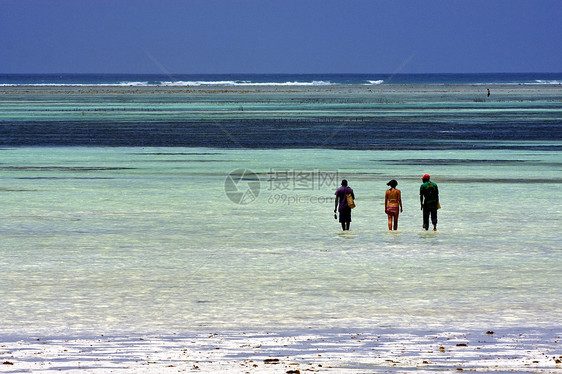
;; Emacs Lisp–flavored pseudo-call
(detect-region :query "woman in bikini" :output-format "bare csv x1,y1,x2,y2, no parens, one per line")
385,179,403,230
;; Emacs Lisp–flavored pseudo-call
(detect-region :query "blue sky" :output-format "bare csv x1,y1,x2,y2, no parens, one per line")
1,0,561,74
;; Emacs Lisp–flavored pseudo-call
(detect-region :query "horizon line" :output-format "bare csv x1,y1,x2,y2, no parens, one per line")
2,71,562,76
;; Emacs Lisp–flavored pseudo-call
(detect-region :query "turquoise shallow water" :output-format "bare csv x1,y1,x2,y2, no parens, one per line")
1,146,560,336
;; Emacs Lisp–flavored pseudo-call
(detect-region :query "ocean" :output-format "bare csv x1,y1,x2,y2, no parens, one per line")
0,73,561,341
1,72,562,86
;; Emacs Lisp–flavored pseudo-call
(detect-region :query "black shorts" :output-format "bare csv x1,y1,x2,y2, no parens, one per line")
339,207,352,223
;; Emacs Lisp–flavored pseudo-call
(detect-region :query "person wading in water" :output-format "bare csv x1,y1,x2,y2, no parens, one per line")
385,179,403,230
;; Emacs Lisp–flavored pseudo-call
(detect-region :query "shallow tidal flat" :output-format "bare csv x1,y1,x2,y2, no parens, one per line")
1,84,560,149
1,83,561,373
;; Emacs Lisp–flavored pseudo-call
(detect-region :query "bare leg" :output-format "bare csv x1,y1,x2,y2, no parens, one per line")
387,213,393,230
393,212,399,230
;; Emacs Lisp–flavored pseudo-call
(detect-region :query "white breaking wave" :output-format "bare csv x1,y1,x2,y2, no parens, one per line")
0,83,93,87
160,80,239,86
366,80,384,85
159,80,335,87
0,82,150,87
534,80,562,85
116,81,150,86
0,80,337,87
243,80,334,86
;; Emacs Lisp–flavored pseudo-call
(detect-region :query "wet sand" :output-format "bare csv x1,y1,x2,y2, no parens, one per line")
2,328,561,373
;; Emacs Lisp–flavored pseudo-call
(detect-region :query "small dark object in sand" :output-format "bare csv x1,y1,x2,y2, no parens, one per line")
3,361,14,365
456,343,468,347
264,358,280,364
287,370,301,374
486,331,494,335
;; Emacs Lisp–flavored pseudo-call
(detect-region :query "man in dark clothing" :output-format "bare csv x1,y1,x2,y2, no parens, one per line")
420,174,439,231
334,179,354,231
